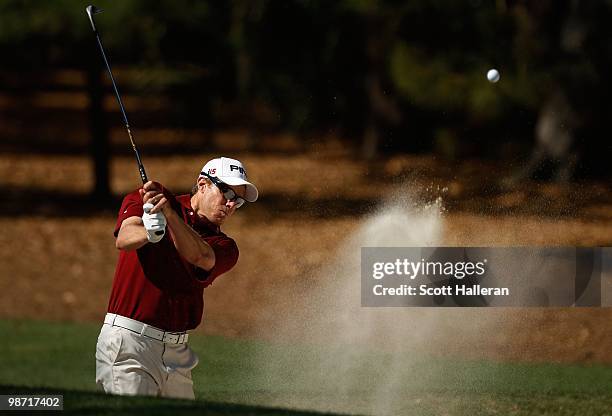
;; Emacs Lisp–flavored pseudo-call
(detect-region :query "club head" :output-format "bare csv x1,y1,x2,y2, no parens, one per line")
86,4,104,15
85,5,104,33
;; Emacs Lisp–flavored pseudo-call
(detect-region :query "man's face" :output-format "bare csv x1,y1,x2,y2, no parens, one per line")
198,179,246,225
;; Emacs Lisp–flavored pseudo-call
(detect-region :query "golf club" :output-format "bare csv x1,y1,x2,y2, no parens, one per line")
85,4,148,185
87,5,164,237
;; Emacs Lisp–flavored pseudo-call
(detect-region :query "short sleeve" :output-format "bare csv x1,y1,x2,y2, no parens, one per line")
194,236,239,287
114,190,144,237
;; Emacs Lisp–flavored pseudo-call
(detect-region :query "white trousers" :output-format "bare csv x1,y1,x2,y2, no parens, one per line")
95,324,199,399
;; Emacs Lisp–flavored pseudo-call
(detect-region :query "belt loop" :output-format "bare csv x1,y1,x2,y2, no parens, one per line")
140,323,149,336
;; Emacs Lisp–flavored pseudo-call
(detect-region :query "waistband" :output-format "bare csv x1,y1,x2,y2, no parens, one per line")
104,313,189,344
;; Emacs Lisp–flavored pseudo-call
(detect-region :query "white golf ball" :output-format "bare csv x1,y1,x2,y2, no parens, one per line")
487,69,500,83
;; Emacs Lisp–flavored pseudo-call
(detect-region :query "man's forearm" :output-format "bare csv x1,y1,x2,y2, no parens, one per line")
116,217,148,251
166,211,216,271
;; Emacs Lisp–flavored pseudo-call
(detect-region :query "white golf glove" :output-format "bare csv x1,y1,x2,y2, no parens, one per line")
142,203,166,243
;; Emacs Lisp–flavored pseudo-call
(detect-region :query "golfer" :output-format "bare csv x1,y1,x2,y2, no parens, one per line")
95,157,258,399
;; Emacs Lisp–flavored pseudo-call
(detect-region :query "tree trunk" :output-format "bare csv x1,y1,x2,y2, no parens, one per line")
86,63,111,203
360,15,402,160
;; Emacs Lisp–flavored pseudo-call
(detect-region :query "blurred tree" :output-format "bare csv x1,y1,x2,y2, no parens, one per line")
0,1,214,200
341,1,403,159
0,1,138,201
0,0,610,186
504,0,612,181
227,0,268,149
387,1,520,159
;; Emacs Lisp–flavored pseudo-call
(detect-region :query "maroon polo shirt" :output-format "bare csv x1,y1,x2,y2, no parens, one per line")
107,189,239,332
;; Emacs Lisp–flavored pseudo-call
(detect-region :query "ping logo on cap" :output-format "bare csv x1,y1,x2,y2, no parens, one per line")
230,165,246,175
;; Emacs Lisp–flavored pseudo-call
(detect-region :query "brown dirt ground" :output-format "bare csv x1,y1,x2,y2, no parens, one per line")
1,150,611,364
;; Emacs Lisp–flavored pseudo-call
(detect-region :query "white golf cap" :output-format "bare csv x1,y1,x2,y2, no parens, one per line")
199,157,259,202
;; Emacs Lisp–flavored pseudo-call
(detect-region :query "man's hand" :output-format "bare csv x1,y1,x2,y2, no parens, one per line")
141,181,173,217
142,203,166,243
139,180,215,270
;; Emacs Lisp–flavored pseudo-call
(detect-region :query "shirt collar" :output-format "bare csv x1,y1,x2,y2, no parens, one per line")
176,194,220,233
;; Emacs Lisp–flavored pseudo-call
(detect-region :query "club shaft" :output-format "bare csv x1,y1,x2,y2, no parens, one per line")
93,32,148,184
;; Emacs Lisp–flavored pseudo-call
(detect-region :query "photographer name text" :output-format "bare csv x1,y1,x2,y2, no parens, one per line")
371,258,510,297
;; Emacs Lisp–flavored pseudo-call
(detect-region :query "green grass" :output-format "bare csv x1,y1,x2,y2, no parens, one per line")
1,319,612,415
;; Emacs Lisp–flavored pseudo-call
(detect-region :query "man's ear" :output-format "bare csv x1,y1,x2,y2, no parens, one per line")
198,177,208,192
